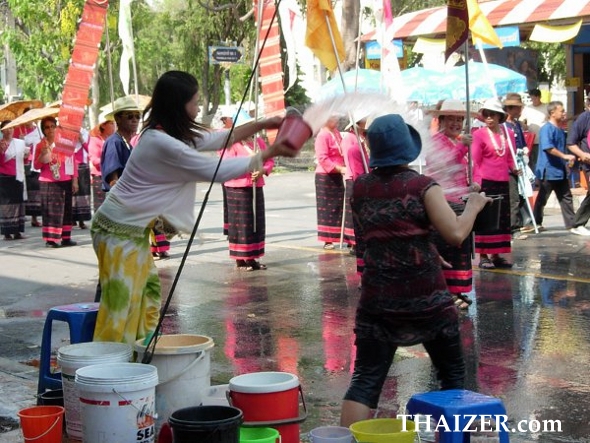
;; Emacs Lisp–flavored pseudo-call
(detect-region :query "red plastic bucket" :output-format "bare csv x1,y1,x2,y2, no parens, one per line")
18,406,64,443
228,372,305,443
274,116,312,151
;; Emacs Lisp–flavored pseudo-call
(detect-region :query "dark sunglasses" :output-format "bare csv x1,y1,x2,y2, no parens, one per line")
43,124,57,130
481,110,498,118
121,112,141,120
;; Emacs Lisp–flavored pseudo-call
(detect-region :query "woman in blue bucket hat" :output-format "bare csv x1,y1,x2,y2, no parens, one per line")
340,114,492,426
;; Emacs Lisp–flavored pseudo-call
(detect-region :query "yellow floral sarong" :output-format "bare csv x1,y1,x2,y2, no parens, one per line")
91,212,161,345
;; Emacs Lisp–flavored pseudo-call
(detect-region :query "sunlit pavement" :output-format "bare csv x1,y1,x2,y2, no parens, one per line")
1,171,589,442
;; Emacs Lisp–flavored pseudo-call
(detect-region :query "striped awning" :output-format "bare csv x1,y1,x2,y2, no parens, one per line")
362,0,590,41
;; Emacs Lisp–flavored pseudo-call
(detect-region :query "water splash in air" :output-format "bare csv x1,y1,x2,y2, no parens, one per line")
301,92,469,199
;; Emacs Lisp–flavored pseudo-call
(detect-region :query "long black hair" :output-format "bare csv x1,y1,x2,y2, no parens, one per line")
143,71,208,146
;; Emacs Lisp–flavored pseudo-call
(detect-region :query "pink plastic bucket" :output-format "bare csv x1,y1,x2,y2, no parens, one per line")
275,116,312,151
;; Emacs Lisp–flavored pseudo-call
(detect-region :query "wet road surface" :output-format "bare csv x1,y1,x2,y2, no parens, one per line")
1,171,589,442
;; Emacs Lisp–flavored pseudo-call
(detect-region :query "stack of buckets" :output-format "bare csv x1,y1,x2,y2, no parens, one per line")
228,371,305,443
57,341,133,439
23,335,308,443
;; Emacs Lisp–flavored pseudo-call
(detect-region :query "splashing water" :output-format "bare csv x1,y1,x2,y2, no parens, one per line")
302,92,470,199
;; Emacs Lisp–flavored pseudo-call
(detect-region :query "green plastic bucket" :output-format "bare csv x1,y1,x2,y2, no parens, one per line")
240,427,280,443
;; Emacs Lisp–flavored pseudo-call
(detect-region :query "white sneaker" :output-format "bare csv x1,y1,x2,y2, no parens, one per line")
569,226,590,236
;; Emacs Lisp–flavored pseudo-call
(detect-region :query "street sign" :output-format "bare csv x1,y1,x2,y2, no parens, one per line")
209,46,244,64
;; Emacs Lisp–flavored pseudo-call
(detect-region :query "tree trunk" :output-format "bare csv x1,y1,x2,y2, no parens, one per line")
340,0,360,71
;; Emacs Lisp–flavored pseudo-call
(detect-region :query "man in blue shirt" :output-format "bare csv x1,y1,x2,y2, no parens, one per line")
532,101,576,232
100,96,143,191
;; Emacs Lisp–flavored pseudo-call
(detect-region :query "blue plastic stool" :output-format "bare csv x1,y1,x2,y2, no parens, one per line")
406,389,510,443
37,302,99,394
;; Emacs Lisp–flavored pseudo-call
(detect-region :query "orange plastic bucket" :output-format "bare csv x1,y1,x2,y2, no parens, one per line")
18,405,64,443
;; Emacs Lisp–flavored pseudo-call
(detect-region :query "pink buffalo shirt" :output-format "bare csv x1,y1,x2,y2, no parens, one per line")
341,131,369,181
314,127,344,174
472,126,516,185
428,131,470,202
88,135,104,176
224,137,273,188
33,139,78,182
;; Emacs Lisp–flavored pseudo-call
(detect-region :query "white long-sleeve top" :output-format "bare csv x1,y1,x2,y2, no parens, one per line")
96,128,262,233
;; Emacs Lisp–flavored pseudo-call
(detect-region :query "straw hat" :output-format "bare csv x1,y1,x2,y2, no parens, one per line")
367,114,422,168
90,111,115,137
503,93,524,107
479,98,507,123
345,109,371,130
430,99,477,118
104,96,144,120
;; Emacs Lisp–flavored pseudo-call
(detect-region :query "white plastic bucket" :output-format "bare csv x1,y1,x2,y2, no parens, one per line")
134,334,214,432
75,362,158,443
57,341,132,439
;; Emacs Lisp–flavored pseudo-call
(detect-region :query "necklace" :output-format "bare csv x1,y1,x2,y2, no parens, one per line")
487,127,506,157
118,132,133,151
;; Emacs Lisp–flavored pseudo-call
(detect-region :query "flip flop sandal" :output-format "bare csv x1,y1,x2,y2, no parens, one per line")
246,260,267,270
236,260,255,272
492,257,513,269
453,293,473,310
478,258,495,269
323,242,335,250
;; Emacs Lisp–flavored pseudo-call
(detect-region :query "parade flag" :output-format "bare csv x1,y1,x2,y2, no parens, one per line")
305,0,345,71
445,0,468,61
468,0,502,48
278,0,300,92
255,0,285,143
119,0,135,95
55,0,108,154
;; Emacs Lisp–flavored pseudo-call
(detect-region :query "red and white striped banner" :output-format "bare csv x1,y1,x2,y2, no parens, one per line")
55,0,108,154
256,0,285,144
363,0,590,41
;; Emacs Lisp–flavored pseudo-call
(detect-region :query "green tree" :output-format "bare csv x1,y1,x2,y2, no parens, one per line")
522,41,566,86
136,0,256,115
1,0,85,102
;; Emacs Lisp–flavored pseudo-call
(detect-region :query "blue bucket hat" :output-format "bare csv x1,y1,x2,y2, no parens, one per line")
367,114,422,168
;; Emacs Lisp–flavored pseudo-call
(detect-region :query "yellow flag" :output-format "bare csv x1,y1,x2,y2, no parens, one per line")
305,0,345,71
467,0,502,48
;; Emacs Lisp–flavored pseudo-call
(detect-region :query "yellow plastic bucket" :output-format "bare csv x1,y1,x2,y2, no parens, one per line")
349,418,416,443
